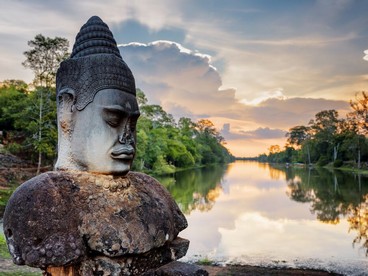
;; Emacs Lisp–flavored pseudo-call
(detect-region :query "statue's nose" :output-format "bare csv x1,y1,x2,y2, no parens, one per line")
118,133,127,144
118,129,134,145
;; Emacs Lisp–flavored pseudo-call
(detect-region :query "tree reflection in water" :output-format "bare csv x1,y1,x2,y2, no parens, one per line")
155,164,227,214
280,165,368,255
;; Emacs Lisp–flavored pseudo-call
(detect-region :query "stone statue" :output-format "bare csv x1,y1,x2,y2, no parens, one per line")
3,16,207,275
55,16,139,175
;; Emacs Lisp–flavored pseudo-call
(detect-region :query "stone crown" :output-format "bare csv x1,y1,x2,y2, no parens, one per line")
56,16,136,111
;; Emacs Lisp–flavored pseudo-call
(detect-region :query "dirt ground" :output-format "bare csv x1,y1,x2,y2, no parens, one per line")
0,258,342,276
199,264,342,276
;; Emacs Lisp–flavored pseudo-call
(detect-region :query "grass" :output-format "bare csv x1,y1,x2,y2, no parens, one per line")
0,273,41,276
196,257,214,266
0,234,42,276
0,233,11,259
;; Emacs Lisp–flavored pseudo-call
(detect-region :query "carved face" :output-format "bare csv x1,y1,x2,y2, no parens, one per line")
70,89,140,175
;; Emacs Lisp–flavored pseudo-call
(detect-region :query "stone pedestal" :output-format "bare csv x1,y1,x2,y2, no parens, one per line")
3,171,193,275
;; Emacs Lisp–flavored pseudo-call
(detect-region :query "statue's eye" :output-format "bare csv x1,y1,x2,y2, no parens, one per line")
106,118,119,127
103,112,121,127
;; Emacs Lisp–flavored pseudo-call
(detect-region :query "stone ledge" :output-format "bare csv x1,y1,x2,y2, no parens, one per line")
145,261,209,276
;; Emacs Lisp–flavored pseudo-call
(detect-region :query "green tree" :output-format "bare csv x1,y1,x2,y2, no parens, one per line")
286,125,313,164
133,90,233,173
349,91,368,136
22,34,69,87
0,80,28,132
22,34,69,173
178,117,201,164
309,110,342,162
11,87,58,167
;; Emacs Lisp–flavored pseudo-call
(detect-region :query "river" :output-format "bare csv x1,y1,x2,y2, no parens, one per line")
156,161,368,275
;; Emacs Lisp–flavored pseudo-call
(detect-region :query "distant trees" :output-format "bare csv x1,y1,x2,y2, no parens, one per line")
133,90,234,174
262,92,368,168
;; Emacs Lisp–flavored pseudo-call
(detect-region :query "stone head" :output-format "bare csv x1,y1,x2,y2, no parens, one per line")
55,16,140,175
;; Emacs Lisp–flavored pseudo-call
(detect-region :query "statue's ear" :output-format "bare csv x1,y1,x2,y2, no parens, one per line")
58,88,76,132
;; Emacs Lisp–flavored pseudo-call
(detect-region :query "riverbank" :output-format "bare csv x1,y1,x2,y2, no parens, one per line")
0,257,342,275
200,264,342,275
0,232,341,275
268,160,368,175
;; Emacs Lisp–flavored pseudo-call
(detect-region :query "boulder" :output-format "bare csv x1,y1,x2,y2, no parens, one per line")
3,170,188,270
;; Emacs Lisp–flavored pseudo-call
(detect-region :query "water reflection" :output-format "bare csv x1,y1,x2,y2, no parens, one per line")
156,164,227,214
159,161,367,274
280,166,368,255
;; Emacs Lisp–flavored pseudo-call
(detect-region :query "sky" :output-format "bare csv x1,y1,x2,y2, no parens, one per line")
1,0,367,157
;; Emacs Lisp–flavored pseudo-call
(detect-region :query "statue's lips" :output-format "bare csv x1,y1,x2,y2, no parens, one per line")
110,148,134,160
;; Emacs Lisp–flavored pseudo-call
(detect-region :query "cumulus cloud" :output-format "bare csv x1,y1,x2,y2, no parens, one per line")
119,41,242,118
364,49,368,61
240,89,287,105
221,125,286,140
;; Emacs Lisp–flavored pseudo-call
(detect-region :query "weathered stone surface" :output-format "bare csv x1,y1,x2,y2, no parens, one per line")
3,172,84,267
147,261,209,276
3,170,187,268
78,237,189,275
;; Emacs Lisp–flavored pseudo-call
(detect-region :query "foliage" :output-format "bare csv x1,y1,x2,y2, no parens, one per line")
196,257,214,265
22,34,69,87
349,91,368,135
19,34,69,173
132,91,234,174
0,80,28,131
317,156,329,166
1,84,57,166
0,272,41,276
333,159,343,168
260,92,368,168
0,234,11,259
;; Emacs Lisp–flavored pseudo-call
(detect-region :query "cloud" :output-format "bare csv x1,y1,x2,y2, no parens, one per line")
246,97,351,129
364,49,368,61
221,125,286,140
119,41,242,118
241,89,287,105
119,40,351,129
1,0,367,107
241,127,287,139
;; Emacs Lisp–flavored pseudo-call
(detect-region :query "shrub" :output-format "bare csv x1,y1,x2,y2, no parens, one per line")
317,156,329,166
333,159,343,168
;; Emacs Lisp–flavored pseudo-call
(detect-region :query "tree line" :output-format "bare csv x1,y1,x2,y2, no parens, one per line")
133,90,234,174
0,34,234,175
259,92,368,168
0,82,234,174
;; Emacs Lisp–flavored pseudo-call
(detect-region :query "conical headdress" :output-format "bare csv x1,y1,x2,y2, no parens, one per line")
56,16,136,111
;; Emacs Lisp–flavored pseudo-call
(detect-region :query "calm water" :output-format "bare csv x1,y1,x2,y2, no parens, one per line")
157,161,368,275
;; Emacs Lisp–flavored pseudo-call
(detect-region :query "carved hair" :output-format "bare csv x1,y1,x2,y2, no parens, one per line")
56,16,135,111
